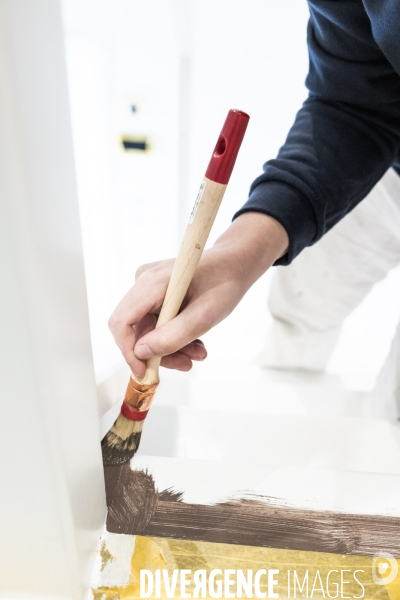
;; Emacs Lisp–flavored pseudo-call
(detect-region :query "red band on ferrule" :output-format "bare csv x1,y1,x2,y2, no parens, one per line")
121,403,149,421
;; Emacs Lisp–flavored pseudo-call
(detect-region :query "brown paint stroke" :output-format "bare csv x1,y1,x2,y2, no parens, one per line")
104,464,400,557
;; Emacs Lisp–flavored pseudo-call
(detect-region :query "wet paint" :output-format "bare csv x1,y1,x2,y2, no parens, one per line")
104,464,400,556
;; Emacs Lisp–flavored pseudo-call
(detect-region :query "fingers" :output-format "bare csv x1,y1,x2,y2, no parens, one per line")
180,339,207,360
109,271,208,376
108,283,160,377
109,274,163,334
160,340,207,371
135,260,165,281
110,256,226,373
134,299,216,361
113,323,144,377
134,334,207,375
161,352,192,370
108,264,172,376
129,313,157,377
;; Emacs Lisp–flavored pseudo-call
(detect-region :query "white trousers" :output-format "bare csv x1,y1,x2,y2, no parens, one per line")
261,168,400,414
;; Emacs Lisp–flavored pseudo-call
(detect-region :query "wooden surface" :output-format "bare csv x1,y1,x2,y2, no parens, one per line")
104,458,400,557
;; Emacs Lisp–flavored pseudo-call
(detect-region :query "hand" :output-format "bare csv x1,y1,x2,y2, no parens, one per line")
108,213,288,378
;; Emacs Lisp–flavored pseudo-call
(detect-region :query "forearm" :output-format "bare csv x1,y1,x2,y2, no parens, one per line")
211,212,289,289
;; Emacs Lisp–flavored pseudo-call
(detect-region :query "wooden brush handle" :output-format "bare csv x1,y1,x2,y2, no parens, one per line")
141,178,226,384
140,109,249,385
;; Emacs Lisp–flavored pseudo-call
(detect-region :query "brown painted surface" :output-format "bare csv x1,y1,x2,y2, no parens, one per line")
104,464,400,556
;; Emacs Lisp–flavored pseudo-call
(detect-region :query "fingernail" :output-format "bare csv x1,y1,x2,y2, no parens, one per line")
135,343,152,360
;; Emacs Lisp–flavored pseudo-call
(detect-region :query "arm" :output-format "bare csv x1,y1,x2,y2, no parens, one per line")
235,0,400,265
110,0,400,373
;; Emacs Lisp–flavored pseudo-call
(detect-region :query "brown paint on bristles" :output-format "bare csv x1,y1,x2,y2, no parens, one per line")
104,464,400,557
101,415,144,466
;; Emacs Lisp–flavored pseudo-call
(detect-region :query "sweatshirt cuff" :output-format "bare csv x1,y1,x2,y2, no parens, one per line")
233,181,318,266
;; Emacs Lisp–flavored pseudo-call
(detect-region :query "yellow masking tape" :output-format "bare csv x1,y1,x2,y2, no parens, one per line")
92,536,397,600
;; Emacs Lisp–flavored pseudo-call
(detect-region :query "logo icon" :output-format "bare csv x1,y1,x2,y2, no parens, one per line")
372,552,398,585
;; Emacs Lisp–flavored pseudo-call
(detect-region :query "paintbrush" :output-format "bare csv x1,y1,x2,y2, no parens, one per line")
102,108,250,466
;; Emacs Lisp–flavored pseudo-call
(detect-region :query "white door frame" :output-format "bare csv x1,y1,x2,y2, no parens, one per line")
0,0,105,597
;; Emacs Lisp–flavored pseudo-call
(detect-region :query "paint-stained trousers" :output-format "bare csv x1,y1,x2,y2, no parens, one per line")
260,168,400,417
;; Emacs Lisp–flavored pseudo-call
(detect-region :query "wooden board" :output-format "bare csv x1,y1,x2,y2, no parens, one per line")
104,456,400,556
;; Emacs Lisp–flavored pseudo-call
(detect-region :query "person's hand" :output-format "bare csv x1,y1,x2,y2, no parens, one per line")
108,212,288,378
108,251,248,377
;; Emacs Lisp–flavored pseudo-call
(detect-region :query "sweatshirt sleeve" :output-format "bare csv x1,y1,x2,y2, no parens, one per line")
234,0,400,265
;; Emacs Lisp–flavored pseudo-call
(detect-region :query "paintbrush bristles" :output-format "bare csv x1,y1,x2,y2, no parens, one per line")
101,413,145,466
108,413,144,443
102,377,159,466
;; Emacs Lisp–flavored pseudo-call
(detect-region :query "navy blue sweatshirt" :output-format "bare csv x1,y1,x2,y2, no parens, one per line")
234,0,400,265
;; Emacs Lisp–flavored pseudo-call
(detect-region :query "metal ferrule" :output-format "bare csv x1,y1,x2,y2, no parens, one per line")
123,376,158,412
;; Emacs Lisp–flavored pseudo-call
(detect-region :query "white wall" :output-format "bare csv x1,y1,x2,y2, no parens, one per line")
63,0,182,381
0,0,105,596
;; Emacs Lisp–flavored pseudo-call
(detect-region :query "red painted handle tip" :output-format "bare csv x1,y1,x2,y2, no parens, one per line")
205,109,250,185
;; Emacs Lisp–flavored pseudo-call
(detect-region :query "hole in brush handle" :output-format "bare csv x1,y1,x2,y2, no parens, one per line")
205,109,249,184
213,135,227,157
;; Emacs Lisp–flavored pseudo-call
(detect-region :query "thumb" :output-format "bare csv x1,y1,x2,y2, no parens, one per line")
134,306,208,359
